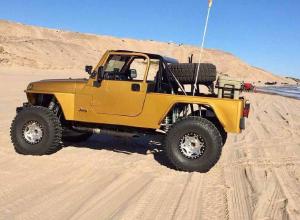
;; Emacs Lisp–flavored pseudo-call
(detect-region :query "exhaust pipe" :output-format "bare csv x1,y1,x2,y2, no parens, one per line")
73,126,101,134
72,126,140,138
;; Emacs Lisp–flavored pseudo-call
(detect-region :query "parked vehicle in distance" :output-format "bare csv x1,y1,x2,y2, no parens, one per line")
10,50,250,172
243,82,255,92
265,81,277,85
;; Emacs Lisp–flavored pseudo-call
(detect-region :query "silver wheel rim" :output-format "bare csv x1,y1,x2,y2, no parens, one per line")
22,121,43,144
179,132,206,159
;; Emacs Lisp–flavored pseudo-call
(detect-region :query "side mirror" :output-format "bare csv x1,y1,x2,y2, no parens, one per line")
130,69,137,79
98,66,105,79
93,66,104,87
85,65,93,75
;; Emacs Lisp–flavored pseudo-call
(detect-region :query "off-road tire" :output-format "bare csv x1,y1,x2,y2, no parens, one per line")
62,128,92,142
165,117,222,172
168,63,217,84
206,117,227,146
10,106,62,155
190,111,227,146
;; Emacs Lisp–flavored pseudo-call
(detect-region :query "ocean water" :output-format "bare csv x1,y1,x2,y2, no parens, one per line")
256,86,300,100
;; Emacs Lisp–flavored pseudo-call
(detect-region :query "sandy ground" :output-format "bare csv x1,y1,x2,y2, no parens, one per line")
0,68,299,220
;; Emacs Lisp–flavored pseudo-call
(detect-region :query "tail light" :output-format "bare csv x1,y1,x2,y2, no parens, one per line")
243,101,250,118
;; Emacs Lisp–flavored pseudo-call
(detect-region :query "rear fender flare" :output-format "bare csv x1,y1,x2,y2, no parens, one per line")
160,102,227,131
159,101,242,133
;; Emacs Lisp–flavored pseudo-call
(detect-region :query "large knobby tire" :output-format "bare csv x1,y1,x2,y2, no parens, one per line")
190,111,228,147
168,63,216,84
165,117,222,172
10,106,62,155
62,128,92,142
206,117,227,147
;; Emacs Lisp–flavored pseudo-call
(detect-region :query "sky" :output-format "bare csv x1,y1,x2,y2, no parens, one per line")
0,0,299,78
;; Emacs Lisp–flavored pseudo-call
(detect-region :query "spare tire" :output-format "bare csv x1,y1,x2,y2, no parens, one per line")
168,63,216,84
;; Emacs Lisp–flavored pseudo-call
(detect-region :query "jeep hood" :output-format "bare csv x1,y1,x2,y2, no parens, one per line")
26,78,88,93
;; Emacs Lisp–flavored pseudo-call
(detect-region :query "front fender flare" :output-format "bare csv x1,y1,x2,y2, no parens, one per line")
26,92,75,120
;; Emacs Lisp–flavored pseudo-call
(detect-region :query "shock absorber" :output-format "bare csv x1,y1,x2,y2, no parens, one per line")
48,98,56,110
48,98,55,110
48,97,60,115
172,106,179,124
162,115,172,132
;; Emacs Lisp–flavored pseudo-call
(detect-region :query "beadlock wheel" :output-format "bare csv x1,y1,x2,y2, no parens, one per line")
10,106,62,155
165,117,223,172
179,132,206,159
22,120,44,144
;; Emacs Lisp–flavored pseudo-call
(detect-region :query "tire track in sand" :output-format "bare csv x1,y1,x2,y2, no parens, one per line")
110,173,190,220
68,172,152,220
112,164,228,220
224,141,299,220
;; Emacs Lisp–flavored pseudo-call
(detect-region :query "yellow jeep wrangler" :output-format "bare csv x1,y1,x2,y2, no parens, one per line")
10,50,250,172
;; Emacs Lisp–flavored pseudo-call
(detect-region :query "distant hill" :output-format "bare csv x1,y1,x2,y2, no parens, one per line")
0,19,293,83
286,77,300,83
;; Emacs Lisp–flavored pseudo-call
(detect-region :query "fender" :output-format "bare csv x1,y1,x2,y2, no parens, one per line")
144,93,244,133
26,92,75,120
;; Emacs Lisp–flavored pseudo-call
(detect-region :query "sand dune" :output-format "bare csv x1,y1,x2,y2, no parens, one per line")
0,19,293,83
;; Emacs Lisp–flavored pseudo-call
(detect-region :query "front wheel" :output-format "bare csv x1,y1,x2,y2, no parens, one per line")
165,117,222,172
10,106,62,155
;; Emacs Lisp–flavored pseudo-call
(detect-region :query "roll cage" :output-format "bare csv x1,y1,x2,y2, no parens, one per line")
96,50,182,94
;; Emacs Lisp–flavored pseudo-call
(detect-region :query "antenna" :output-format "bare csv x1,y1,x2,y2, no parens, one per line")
192,0,213,96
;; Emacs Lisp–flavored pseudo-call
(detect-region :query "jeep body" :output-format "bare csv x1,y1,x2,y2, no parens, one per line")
11,50,250,172
25,50,246,133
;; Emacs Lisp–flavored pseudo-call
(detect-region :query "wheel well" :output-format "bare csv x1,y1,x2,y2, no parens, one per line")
192,105,224,131
27,93,66,121
160,103,224,132
27,93,53,107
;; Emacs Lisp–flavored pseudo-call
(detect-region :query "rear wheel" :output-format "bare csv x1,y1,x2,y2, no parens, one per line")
165,117,222,172
191,111,227,146
10,106,62,155
207,117,227,146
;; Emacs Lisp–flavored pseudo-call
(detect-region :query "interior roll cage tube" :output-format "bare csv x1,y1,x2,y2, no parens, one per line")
93,51,187,95
163,60,187,96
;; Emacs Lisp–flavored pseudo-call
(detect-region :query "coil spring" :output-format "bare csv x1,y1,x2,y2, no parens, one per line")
48,99,60,116
162,116,172,132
